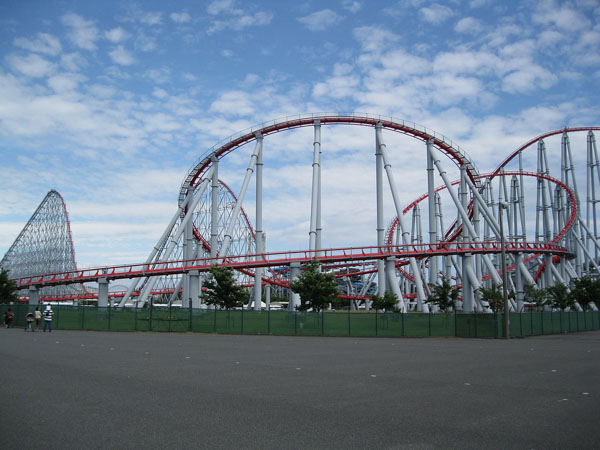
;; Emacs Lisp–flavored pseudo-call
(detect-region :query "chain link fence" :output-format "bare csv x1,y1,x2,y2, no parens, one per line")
2,304,599,338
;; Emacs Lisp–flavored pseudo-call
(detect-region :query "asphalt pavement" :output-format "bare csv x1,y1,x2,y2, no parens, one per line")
1,328,599,449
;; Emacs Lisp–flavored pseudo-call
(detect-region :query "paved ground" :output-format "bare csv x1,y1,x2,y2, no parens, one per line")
1,328,598,449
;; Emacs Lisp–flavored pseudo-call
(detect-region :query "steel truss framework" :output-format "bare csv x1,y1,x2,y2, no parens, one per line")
1,190,84,298
9,114,600,314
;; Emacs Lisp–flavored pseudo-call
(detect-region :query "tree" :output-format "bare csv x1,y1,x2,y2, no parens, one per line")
545,283,574,311
0,269,19,304
289,259,339,312
477,285,505,313
201,266,246,310
523,284,547,310
427,277,460,312
370,291,399,312
569,276,600,310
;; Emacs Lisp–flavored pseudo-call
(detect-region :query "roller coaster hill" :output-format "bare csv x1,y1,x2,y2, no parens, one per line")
2,113,600,316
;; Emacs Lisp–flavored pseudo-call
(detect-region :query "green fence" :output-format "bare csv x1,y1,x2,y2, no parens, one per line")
2,304,599,338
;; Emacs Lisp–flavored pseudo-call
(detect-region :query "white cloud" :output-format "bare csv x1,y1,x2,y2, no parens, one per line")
170,12,192,23
145,67,171,84
352,26,400,53
13,33,61,56
48,73,84,93
61,13,99,51
60,52,86,71
298,9,343,31
534,0,591,31
419,3,455,24
105,27,129,43
6,53,56,77
210,90,255,116
139,11,163,26
455,17,483,34
342,1,362,13
207,11,273,34
207,0,242,15
502,64,558,93
109,46,135,66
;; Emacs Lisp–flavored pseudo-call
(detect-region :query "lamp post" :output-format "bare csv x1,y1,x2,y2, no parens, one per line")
499,201,509,339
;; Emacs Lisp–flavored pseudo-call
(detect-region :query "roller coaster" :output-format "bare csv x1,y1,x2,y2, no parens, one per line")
3,113,600,313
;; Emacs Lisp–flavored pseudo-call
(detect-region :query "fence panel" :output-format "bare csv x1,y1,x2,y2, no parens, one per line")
404,314,431,337
349,312,377,336
241,310,269,335
215,310,242,334
2,304,600,337
268,311,296,335
376,313,403,337
430,314,455,337
110,307,137,331
323,312,350,336
296,312,322,336
84,307,110,330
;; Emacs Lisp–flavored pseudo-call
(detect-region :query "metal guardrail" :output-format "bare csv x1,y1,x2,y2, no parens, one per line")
14,241,569,289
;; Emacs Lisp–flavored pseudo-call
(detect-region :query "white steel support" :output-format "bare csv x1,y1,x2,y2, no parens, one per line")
28,286,39,305
386,257,406,312
254,134,264,311
460,166,474,311
309,120,322,252
119,190,196,306
189,270,200,308
182,189,194,308
376,123,428,311
427,144,503,286
136,169,215,306
289,262,301,311
375,126,386,295
426,139,438,286
210,156,219,258
219,134,262,262
98,277,109,307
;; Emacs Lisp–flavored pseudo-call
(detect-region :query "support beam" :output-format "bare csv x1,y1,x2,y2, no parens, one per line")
309,120,321,251
28,286,39,305
98,277,109,307
254,135,264,311
376,123,428,312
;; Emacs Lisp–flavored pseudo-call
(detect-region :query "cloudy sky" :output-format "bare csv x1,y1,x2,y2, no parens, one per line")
1,0,599,269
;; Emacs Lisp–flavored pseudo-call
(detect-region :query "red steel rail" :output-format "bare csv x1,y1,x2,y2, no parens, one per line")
14,241,569,290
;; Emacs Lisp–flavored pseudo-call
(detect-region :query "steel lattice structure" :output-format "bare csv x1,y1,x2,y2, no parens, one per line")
8,114,600,315
1,190,84,298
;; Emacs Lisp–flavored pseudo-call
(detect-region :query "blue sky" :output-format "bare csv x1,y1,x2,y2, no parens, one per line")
1,0,599,269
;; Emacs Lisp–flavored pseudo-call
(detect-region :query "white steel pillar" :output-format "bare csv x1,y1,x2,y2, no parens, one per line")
219,134,262,262
427,138,439,284
427,138,438,286
289,262,301,311
309,120,322,252
254,134,264,311
210,156,219,259
98,277,109,307
189,270,200,308
375,126,386,295
376,123,428,311
28,286,39,305
182,189,194,307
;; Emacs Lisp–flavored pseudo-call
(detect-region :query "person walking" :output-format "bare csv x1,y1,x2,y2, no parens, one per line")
34,307,42,331
43,305,54,332
4,309,14,328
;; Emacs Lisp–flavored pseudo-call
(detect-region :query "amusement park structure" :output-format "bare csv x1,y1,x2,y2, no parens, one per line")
3,113,600,314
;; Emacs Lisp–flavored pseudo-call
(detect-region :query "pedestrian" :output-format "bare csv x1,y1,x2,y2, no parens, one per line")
25,312,34,332
43,305,54,332
34,307,42,331
4,308,15,328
